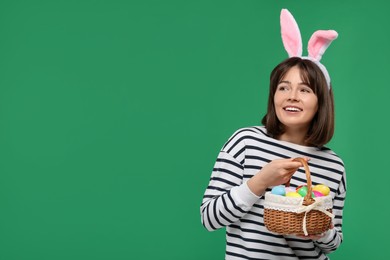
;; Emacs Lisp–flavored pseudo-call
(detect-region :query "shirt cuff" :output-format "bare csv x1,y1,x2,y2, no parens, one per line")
314,227,335,243
230,181,261,210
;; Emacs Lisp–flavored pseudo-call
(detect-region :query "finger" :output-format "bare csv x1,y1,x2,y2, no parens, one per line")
284,162,303,170
285,169,298,176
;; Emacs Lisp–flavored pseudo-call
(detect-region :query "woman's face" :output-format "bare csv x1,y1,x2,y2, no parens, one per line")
274,66,318,132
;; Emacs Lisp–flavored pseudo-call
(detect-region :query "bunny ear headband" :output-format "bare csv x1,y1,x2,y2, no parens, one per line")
280,9,338,89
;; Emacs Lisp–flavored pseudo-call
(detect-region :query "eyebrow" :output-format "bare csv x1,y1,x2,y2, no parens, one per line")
278,80,310,86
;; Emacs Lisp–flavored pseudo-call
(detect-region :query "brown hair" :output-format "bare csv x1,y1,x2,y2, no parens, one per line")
261,57,335,147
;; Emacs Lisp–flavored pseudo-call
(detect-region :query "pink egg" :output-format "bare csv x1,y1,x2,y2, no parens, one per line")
285,187,296,193
313,191,324,197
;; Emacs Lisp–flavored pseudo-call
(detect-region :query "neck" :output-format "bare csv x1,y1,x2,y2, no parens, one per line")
278,128,308,146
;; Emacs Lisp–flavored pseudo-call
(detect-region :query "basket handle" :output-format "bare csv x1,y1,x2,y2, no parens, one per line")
286,158,315,206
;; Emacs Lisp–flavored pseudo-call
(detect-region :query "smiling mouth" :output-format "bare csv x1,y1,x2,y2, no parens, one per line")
284,106,303,112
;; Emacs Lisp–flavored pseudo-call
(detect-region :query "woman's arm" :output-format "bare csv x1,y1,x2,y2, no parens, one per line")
200,151,259,231
313,173,347,253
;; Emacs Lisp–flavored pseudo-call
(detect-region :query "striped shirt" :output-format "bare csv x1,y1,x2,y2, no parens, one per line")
200,126,347,260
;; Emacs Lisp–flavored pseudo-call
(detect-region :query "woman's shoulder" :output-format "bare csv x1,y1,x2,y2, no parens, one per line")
230,126,270,139
315,146,346,169
222,126,269,151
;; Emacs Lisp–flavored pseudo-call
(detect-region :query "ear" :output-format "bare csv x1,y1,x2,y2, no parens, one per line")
307,30,338,61
280,9,302,57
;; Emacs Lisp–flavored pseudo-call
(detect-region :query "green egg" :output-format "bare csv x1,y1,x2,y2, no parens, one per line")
297,186,308,196
297,186,315,197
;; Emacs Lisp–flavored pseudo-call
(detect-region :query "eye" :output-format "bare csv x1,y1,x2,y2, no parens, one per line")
300,87,312,93
277,85,289,91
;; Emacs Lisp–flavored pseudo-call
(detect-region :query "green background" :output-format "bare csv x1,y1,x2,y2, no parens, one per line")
0,0,387,259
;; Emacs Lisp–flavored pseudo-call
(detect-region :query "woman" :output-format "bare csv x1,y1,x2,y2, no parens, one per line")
200,10,346,260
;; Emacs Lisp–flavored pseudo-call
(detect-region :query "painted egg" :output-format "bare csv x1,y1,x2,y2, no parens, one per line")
286,192,302,198
313,191,324,197
313,184,330,196
271,185,286,196
285,187,296,193
297,186,308,197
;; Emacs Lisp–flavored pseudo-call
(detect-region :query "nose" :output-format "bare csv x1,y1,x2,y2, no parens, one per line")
288,89,300,102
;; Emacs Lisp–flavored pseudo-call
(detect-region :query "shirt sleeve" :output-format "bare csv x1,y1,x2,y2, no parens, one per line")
200,140,260,231
314,170,347,253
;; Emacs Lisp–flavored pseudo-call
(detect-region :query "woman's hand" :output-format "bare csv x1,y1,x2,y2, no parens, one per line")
247,157,309,196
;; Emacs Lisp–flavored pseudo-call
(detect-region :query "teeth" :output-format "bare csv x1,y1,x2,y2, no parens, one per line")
285,107,301,112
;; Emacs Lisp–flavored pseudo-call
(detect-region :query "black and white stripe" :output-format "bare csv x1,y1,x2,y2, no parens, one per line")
200,126,347,259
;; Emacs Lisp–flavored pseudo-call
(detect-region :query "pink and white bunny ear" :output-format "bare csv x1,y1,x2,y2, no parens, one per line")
280,9,302,57
307,30,338,61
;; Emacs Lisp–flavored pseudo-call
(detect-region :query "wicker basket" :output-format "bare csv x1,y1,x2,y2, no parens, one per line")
263,158,334,236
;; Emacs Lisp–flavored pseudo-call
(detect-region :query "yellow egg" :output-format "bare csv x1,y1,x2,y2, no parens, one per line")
286,192,302,198
313,184,330,196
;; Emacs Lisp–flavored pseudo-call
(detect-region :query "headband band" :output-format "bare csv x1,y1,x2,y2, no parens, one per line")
280,9,338,89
